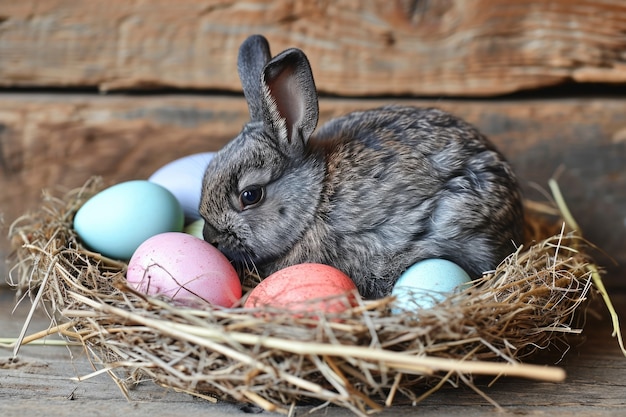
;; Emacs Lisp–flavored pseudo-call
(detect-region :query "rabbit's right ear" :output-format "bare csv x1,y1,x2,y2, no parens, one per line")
260,48,319,151
238,35,272,122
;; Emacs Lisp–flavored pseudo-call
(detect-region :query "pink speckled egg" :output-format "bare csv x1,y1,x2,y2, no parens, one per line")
244,263,359,313
126,232,241,307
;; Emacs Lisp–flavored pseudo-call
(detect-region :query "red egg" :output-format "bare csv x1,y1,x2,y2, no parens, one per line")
244,263,359,313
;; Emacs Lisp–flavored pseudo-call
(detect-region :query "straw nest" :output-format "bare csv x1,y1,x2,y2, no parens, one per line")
6,177,613,416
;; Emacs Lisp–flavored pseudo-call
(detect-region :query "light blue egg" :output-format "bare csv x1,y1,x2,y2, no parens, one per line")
148,152,215,222
391,259,472,312
73,180,184,260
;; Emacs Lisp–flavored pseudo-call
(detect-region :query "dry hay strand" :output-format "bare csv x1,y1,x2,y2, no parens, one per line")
5,177,615,415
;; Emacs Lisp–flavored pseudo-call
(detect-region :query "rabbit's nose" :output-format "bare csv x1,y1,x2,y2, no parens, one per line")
202,221,219,247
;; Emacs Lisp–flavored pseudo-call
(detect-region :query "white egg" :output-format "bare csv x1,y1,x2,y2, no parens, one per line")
149,152,215,222
392,259,472,312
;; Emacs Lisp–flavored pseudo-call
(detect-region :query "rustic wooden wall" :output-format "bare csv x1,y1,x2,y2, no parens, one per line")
2,95,624,285
1,0,626,96
0,0,625,286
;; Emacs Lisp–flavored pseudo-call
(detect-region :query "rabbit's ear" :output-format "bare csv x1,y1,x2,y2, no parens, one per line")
238,35,272,122
261,48,319,148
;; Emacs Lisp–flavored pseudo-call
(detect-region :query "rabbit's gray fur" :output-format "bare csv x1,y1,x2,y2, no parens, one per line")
200,35,524,299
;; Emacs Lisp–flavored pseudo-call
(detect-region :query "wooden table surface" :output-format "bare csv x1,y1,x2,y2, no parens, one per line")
1,283,625,417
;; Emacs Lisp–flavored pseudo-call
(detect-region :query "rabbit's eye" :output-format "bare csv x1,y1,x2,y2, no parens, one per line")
239,186,265,209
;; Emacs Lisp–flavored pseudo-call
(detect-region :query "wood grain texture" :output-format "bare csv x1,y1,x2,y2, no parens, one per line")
0,94,624,285
1,0,626,96
1,288,626,416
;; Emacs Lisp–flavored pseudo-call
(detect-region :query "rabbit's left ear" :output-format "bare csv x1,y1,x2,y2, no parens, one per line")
261,48,319,148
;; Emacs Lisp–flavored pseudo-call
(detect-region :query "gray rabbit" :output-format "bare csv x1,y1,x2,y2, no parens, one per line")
199,35,524,299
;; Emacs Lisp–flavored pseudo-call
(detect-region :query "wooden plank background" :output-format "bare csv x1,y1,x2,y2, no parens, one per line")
1,2,626,415
1,94,625,286
1,0,626,96
0,0,624,283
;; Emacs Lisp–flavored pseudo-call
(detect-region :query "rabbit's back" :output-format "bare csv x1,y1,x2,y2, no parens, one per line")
297,105,524,298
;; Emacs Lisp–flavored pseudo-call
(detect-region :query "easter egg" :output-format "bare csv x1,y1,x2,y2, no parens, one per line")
244,263,358,313
391,259,472,312
184,218,205,239
148,152,215,222
73,180,184,260
126,232,241,307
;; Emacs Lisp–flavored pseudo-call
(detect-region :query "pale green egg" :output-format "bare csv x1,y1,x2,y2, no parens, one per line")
73,180,184,260
184,218,205,239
